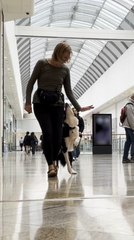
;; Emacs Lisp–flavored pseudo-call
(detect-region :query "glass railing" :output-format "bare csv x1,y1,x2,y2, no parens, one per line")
80,134,126,154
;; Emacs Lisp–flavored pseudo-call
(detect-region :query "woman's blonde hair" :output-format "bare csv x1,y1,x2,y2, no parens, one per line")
52,41,72,61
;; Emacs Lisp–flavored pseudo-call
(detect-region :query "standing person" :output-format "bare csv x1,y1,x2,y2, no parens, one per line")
72,108,85,159
122,93,134,163
19,137,24,151
23,131,31,155
24,41,94,177
30,132,38,155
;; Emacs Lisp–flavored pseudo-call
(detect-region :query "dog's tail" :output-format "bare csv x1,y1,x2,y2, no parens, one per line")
57,151,66,167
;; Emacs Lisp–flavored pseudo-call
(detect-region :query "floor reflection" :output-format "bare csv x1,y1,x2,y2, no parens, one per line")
0,151,134,239
34,176,84,240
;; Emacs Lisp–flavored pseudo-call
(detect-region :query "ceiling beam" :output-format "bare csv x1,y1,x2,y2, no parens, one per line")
15,26,134,41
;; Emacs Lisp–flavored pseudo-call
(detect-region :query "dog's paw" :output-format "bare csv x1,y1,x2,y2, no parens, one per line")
67,167,77,174
71,168,77,174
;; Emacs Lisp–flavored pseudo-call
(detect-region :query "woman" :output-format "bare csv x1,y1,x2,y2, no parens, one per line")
23,131,31,155
24,42,94,177
30,132,38,155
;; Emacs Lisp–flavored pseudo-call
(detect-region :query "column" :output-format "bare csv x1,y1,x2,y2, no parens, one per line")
0,11,4,159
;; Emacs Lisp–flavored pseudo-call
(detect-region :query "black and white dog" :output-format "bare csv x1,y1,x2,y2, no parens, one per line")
57,103,80,174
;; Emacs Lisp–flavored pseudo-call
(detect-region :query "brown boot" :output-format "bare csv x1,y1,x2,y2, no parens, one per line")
48,165,57,178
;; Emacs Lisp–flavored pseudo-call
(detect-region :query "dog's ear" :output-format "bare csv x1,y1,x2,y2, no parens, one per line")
65,102,69,109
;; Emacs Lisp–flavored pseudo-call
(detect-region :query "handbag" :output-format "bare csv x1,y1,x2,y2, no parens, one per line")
37,88,64,105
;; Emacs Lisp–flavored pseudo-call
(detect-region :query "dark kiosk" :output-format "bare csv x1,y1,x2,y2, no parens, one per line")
92,114,112,154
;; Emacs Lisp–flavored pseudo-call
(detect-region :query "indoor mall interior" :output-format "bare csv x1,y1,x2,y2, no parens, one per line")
0,1,134,239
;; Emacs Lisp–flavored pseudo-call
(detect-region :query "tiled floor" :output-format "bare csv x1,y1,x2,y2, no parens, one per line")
0,151,134,239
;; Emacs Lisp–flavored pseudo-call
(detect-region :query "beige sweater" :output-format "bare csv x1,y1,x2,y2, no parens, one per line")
122,99,134,130
25,59,81,111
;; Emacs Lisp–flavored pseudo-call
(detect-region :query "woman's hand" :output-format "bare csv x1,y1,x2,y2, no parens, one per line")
24,104,32,114
80,105,94,112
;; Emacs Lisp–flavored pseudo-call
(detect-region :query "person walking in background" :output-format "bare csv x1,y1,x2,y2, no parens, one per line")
122,93,134,163
30,132,38,155
72,108,85,160
23,131,31,155
24,41,94,177
19,137,24,151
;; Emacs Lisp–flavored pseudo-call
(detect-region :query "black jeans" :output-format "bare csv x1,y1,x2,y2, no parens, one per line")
123,128,134,159
33,103,64,166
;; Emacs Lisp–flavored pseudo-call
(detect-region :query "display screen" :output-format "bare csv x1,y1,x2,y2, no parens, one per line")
93,114,112,146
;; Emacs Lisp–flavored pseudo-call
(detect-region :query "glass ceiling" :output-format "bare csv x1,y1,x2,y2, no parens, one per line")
16,0,134,100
